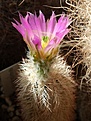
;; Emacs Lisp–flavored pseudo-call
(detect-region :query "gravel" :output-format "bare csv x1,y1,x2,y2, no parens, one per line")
0,86,22,121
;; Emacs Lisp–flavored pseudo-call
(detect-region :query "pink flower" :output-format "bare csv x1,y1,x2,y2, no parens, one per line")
12,11,71,60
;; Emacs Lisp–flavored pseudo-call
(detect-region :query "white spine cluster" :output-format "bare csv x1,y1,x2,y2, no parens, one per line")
16,53,76,121
66,0,91,87
79,1,91,87
61,1,91,121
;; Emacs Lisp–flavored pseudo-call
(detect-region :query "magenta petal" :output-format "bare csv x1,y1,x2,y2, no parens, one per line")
27,12,37,30
19,13,34,37
12,21,25,37
45,29,70,52
24,34,36,51
53,15,71,35
57,14,70,28
27,12,40,36
27,11,46,38
57,17,70,31
39,11,46,34
47,11,57,37
34,13,42,37
32,35,42,50
56,29,70,43
44,38,57,53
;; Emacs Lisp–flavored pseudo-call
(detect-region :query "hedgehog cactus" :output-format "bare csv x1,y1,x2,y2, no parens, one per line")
72,1,91,121
12,11,76,121
64,0,91,84
60,1,91,121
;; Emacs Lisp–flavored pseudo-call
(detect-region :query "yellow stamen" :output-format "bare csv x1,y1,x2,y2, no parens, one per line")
41,36,49,49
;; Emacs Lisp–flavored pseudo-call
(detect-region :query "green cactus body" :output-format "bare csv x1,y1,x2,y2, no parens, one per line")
17,53,76,121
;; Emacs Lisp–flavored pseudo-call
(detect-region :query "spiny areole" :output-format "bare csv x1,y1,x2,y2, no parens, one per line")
16,53,76,121
59,1,91,121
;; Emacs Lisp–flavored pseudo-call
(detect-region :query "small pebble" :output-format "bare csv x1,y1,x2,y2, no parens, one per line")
15,110,20,116
5,97,12,106
12,116,21,121
1,104,8,109
9,112,14,117
7,106,14,112
1,87,4,91
0,85,21,120
0,94,4,98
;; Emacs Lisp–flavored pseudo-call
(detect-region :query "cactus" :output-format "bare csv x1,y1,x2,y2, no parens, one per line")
17,54,76,121
60,1,91,121
12,11,76,121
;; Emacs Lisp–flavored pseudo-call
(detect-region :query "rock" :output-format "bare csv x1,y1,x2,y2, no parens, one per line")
1,104,8,109
1,86,4,92
5,97,12,106
15,110,20,116
9,112,14,117
7,106,14,112
0,94,4,98
12,116,21,121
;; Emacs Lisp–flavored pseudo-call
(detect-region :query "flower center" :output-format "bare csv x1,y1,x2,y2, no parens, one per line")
42,36,49,49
